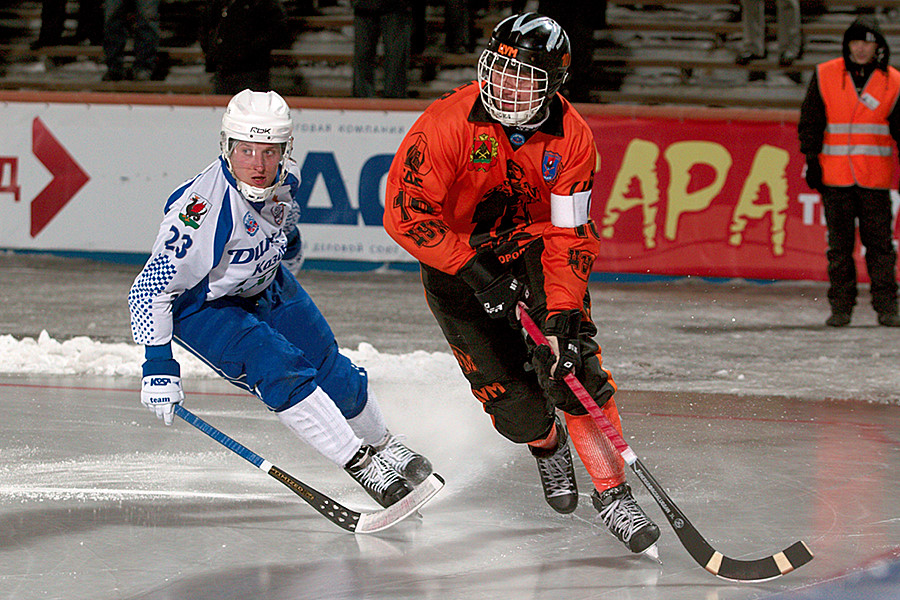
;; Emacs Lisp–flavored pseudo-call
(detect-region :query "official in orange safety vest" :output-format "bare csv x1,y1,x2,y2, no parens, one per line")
798,15,900,328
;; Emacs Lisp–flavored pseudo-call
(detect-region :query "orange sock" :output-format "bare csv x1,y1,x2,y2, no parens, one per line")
527,420,558,451
565,399,626,491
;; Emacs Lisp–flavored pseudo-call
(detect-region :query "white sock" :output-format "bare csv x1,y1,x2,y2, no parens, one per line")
277,387,361,467
347,390,389,446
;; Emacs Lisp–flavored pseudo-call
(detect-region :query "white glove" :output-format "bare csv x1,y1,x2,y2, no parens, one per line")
141,375,184,426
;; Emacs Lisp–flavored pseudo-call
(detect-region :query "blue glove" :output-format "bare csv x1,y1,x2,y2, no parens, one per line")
141,344,183,426
281,225,304,274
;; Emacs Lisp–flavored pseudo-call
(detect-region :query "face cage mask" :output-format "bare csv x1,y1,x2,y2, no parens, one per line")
221,137,293,204
478,49,550,127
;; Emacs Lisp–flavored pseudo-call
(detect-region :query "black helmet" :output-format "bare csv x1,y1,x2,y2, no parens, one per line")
477,13,571,126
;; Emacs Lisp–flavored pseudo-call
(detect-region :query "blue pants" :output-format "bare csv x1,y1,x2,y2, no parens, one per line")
172,266,368,415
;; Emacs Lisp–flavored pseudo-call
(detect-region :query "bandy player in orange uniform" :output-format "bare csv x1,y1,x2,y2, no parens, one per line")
384,13,660,556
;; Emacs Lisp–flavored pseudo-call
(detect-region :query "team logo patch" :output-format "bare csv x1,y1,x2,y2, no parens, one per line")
542,151,563,184
403,219,449,248
567,248,595,281
243,211,259,236
272,203,284,226
178,194,210,229
468,133,499,171
404,132,432,175
509,132,526,148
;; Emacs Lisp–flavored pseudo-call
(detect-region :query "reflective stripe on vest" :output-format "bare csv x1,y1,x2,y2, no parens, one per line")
817,57,900,189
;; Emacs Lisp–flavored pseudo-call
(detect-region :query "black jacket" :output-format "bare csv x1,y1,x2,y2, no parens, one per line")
201,0,293,73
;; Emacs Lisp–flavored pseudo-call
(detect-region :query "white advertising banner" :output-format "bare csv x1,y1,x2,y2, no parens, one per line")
0,96,422,265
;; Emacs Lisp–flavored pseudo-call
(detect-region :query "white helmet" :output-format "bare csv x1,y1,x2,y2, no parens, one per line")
220,89,294,202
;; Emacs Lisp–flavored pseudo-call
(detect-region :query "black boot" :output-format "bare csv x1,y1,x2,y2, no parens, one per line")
826,312,851,327
373,431,433,485
530,416,578,514
345,445,413,507
877,312,900,327
592,483,660,554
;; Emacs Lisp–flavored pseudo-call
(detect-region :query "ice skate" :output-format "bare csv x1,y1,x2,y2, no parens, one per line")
530,416,578,514
374,431,433,486
345,445,413,507
592,483,660,554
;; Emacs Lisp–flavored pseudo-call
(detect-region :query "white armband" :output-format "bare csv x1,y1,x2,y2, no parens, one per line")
550,190,592,228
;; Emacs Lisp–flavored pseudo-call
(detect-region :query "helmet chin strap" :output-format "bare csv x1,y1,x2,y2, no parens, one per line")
236,179,276,203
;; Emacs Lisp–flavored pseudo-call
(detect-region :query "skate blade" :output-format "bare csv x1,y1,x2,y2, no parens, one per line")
642,543,662,564
354,473,444,534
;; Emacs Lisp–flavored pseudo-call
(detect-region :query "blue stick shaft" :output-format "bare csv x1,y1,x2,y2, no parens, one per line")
174,404,266,469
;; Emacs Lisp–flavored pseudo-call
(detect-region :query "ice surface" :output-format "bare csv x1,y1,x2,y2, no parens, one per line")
1,254,898,600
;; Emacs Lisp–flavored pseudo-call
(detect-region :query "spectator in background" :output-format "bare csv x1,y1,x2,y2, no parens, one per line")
444,0,474,54
539,0,606,102
31,0,67,49
31,0,102,49
201,0,293,95
798,16,900,327
72,0,102,45
351,0,414,98
102,0,160,81
412,0,473,55
736,0,802,67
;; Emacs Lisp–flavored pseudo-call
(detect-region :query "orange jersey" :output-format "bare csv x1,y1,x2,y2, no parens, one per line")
384,82,601,313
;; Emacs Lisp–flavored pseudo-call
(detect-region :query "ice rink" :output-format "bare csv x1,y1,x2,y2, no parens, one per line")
1,254,899,600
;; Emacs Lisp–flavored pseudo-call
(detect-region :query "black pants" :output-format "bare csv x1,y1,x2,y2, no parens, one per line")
420,241,614,444
821,185,898,316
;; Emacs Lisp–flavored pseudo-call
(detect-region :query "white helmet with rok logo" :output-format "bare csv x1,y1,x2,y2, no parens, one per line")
220,89,294,202
477,13,570,127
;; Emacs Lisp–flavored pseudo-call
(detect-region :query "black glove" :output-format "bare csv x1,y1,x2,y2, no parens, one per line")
459,253,529,326
538,309,583,379
804,155,823,192
530,309,583,406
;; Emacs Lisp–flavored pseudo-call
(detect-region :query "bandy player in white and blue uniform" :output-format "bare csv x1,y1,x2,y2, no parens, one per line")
128,90,432,508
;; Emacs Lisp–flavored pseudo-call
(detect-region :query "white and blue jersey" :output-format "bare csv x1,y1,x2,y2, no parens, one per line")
129,156,301,347
128,156,368,415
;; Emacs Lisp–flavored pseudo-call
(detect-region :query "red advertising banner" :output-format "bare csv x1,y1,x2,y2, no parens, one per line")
582,110,899,282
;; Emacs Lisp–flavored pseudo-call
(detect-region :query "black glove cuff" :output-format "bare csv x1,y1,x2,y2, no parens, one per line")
543,309,582,338
458,252,506,291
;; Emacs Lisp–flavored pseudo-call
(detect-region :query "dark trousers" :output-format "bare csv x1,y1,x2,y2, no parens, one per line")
420,242,613,445
103,0,159,73
821,185,898,315
352,9,412,98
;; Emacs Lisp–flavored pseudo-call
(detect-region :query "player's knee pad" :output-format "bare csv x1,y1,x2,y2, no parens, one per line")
475,379,555,444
